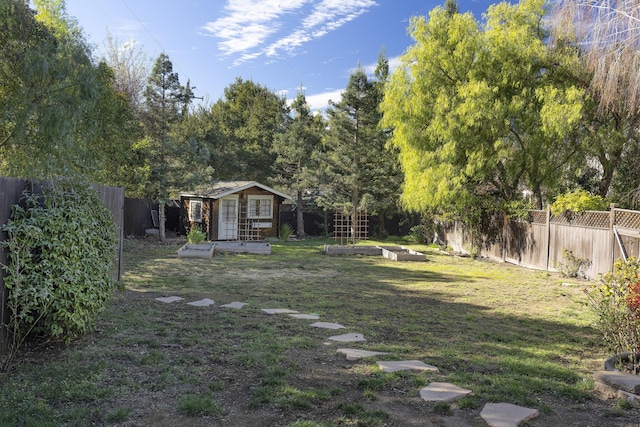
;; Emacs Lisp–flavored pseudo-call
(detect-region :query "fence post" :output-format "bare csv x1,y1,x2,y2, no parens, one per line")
610,203,618,271
545,204,551,271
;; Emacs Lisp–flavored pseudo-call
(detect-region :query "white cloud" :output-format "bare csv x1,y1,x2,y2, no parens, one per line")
305,88,343,110
202,0,378,66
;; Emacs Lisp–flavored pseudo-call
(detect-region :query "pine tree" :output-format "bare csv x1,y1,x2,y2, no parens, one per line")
271,89,324,237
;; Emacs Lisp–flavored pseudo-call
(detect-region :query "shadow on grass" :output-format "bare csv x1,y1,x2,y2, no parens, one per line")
1,238,627,426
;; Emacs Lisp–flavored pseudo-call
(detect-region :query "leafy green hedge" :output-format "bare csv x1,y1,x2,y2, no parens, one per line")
1,182,118,347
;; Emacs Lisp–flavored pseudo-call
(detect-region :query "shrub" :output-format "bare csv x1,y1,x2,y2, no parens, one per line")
550,189,608,216
1,181,118,369
187,225,206,244
279,223,293,241
556,249,591,278
586,258,640,360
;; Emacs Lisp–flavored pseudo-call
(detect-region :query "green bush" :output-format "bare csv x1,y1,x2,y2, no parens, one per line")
187,225,206,244
550,189,607,215
556,249,591,278
1,181,118,366
279,223,293,241
586,257,640,358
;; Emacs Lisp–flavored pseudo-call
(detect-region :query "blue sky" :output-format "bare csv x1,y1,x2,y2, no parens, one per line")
64,0,499,110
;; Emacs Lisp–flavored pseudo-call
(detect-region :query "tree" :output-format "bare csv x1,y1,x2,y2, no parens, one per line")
271,89,324,237
318,56,402,236
209,78,289,182
102,29,150,112
141,53,210,241
551,0,640,116
381,0,584,222
0,0,99,177
550,1,640,204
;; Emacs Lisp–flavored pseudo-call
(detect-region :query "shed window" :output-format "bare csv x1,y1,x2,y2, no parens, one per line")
189,199,203,222
247,195,273,219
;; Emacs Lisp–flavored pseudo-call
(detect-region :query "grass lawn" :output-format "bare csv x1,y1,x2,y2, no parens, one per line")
0,237,638,426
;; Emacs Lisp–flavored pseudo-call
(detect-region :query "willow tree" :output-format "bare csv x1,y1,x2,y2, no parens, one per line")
552,0,640,116
381,0,583,222
551,0,640,204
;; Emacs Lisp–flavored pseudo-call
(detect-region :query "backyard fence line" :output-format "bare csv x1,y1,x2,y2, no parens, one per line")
442,205,640,279
0,177,124,354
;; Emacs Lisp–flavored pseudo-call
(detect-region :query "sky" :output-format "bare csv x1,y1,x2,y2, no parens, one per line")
64,0,501,111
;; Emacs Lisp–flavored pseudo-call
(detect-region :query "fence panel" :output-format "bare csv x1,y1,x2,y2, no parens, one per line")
441,207,640,279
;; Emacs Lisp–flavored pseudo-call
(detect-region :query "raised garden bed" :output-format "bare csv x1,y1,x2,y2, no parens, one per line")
379,246,427,262
324,245,426,261
177,242,215,258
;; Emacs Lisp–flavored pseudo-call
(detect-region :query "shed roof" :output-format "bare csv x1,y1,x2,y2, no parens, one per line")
182,181,292,200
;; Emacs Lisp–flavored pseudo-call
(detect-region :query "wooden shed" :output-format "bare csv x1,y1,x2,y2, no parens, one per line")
180,181,292,241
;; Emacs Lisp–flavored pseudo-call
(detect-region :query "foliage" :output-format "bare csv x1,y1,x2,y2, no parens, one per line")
271,90,324,238
140,53,212,241
556,249,591,279
279,223,293,241
186,225,206,245
317,53,402,236
0,181,118,370
550,189,607,215
586,257,640,360
209,78,289,182
381,0,584,215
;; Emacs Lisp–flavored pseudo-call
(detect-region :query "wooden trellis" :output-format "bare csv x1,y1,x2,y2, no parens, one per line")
333,208,368,244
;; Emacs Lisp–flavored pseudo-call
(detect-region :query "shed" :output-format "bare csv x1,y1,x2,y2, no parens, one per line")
180,181,292,241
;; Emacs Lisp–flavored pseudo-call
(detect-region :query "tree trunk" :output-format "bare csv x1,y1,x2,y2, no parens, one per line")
296,190,305,238
159,202,166,242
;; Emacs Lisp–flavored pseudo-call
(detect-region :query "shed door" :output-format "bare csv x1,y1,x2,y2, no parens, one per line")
218,196,238,240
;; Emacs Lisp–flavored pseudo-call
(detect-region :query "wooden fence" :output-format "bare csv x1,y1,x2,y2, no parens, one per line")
0,177,124,352
443,206,640,279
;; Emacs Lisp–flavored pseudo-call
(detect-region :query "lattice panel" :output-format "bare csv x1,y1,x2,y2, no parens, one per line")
530,210,547,225
615,209,640,230
333,209,368,244
550,211,610,228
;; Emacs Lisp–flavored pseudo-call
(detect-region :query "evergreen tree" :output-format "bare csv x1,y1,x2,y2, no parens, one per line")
209,78,289,182
271,89,325,237
319,54,402,236
141,53,209,241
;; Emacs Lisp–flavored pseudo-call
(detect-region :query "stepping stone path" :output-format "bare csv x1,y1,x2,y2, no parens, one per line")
155,296,184,303
288,313,320,319
187,298,215,307
310,322,345,330
377,360,439,373
327,333,366,342
419,382,472,402
480,403,539,427
151,294,541,426
220,302,247,309
337,348,389,361
261,308,299,314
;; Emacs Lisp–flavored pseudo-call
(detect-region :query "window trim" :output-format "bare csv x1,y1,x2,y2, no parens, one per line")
189,199,203,222
247,195,274,219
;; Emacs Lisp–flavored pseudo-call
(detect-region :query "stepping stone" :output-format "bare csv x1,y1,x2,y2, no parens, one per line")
337,348,389,361
480,403,539,427
220,302,247,309
311,321,345,329
327,333,366,342
186,298,215,307
377,360,439,373
288,313,320,319
155,296,184,303
419,382,472,402
261,308,299,314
